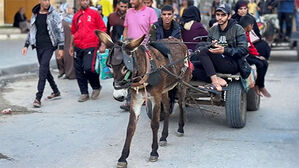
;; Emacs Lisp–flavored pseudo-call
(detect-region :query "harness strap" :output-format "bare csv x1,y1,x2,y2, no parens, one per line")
131,49,151,87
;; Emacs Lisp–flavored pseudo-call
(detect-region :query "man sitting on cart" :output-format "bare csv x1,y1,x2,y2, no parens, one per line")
193,3,248,91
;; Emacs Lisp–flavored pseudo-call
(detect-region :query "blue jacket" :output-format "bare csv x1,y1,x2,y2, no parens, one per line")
149,18,181,41
277,0,295,13
25,4,64,49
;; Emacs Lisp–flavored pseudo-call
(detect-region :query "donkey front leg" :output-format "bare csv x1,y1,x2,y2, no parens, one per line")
149,96,162,162
117,92,144,168
159,93,170,146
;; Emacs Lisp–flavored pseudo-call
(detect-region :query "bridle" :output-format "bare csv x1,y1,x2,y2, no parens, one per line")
107,43,151,89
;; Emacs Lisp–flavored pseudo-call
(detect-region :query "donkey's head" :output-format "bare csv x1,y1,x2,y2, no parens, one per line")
95,30,145,101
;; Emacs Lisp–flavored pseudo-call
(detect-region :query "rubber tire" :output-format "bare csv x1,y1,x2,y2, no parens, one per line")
246,88,260,111
225,81,247,128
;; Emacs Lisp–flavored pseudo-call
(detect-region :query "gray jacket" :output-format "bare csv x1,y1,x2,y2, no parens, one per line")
25,4,64,50
208,19,248,59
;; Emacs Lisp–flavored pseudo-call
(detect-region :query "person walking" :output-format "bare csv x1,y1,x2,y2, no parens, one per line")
120,0,157,111
107,0,129,42
21,0,64,108
70,0,107,102
58,3,76,79
277,0,295,41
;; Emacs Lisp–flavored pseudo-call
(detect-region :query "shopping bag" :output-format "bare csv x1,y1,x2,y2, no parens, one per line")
100,49,113,80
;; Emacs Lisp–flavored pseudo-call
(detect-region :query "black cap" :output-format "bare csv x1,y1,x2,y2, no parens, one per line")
216,3,231,14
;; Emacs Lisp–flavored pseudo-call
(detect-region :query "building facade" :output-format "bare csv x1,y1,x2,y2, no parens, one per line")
0,0,75,25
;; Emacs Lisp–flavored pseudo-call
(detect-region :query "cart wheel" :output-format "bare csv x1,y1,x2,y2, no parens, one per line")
247,88,260,111
225,81,247,128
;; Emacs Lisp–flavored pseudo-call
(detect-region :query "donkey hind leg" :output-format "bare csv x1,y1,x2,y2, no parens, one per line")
177,85,186,137
149,95,162,162
117,93,144,168
159,93,170,147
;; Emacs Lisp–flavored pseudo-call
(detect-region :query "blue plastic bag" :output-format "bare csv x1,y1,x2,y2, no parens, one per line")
97,49,113,80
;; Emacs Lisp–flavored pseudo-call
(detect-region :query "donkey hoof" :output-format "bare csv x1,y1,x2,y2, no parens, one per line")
117,162,127,168
176,131,184,137
149,155,159,162
159,140,167,147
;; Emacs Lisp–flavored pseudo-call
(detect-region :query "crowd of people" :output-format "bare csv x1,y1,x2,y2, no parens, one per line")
19,0,299,109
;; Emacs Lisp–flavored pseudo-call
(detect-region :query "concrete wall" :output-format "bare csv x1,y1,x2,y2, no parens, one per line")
0,0,4,25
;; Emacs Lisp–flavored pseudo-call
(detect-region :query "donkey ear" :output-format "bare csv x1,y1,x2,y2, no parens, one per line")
125,34,145,51
95,30,114,48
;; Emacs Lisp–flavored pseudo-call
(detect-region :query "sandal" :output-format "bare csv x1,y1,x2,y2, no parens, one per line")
33,99,41,108
47,92,61,100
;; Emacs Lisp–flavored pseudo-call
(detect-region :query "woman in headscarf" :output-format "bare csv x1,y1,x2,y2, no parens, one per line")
232,0,271,60
181,6,208,51
56,3,76,79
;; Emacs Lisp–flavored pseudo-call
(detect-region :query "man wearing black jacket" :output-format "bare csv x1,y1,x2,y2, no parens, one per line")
195,3,248,91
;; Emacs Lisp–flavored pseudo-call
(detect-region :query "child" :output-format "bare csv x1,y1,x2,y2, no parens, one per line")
239,15,271,97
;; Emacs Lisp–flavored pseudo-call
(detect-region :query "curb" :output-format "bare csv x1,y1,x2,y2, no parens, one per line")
0,34,27,40
0,60,57,77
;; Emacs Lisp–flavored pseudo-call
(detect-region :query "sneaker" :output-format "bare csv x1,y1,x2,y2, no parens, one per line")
78,94,89,102
47,92,61,100
33,99,41,108
120,102,130,111
91,87,102,100
58,73,65,78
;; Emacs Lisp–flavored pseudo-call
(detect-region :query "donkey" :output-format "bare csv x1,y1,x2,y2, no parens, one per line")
95,30,191,168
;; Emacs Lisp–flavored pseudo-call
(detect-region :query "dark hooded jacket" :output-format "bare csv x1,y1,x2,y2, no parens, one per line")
208,19,248,59
149,18,181,41
232,0,262,38
181,6,201,24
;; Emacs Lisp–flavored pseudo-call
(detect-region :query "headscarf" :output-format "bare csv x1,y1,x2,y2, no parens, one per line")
181,6,201,24
59,3,73,23
234,0,248,13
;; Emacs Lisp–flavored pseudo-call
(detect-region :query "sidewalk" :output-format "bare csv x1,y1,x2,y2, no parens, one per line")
0,26,27,40
0,39,56,77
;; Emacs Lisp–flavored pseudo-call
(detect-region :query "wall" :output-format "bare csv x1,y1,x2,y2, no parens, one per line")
4,0,40,24
0,0,4,25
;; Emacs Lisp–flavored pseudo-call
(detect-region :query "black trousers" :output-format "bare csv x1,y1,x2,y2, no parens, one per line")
74,47,101,94
36,47,59,101
278,12,293,38
197,48,239,77
246,55,268,88
254,40,271,60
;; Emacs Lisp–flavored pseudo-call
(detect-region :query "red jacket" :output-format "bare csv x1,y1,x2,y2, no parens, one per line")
71,7,107,49
246,32,260,56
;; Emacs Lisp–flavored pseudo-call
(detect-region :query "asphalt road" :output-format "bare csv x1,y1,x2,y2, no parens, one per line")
0,49,298,168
